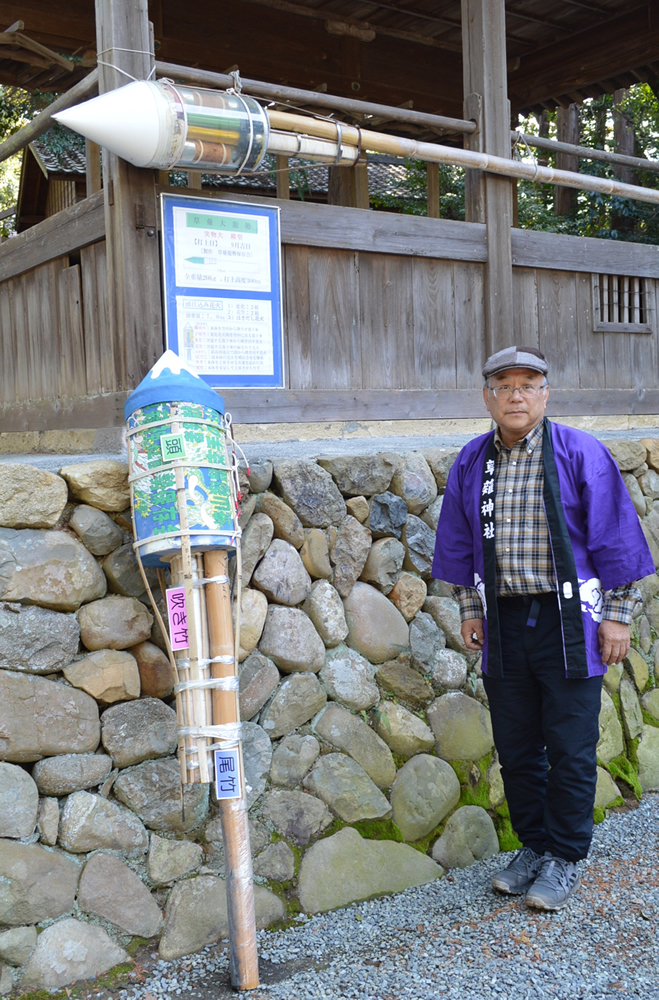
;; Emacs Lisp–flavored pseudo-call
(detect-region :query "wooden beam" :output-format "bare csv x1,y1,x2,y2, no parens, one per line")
4,387,659,431
0,191,104,282
155,61,475,135
511,228,659,279
0,68,97,164
232,0,462,51
509,5,657,112
96,0,162,391
462,0,514,357
156,188,489,262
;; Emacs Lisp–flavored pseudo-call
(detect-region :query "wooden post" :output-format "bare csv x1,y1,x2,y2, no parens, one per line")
427,161,440,218
188,171,203,190
204,550,259,991
85,139,101,196
95,0,163,390
555,103,579,216
275,154,290,200
354,155,369,209
461,0,514,357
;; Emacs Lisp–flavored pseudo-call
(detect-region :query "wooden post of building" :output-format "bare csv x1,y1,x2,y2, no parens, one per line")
555,103,579,216
275,154,290,200
427,161,440,218
85,139,101,196
95,0,163,390
461,0,514,356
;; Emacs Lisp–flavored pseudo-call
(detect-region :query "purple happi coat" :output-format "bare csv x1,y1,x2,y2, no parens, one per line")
432,419,654,678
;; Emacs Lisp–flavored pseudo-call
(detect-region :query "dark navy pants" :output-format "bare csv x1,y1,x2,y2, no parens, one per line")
483,594,603,862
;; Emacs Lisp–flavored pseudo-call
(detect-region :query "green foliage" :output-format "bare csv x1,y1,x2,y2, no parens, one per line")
370,158,465,220
593,806,606,824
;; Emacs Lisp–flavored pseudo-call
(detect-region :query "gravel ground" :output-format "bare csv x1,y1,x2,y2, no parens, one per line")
98,795,659,1000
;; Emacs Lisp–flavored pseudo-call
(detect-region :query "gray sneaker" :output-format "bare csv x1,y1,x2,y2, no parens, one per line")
491,847,543,895
525,852,580,911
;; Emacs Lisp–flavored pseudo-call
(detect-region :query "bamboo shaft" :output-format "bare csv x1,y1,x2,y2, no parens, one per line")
156,60,476,135
204,549,259,992
514,131,659,176
265,110,659,207
0,68,98,165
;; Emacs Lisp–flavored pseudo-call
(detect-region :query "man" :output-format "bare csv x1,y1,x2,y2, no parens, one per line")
432,346,654,911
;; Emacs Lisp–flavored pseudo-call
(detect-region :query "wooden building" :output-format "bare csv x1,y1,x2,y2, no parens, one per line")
1,0,659,434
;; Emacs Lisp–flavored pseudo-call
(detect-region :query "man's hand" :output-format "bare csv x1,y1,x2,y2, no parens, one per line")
598,620,631,666
461,618,484,651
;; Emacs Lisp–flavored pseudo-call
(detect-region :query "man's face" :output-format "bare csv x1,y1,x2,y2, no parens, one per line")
482,367,549,443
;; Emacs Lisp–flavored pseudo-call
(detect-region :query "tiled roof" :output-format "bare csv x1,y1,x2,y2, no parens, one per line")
30,138,86,175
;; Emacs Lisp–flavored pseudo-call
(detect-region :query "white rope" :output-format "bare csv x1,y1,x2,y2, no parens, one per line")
192,575,230,587
175,654,235,668
96,47,156,82
175,676,239,694
179,722,243,741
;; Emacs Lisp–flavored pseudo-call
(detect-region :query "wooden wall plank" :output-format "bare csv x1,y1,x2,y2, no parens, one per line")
81,243,102,395
359,254,415,389
537,269,579,389
411,258,457,390
283,244,312,391
12,277,30,406
307,248,361,390
453,263,486,390
58,264,87,399
512,267,539,347
574,270,606,391
34,262,61,399
0,282,16,406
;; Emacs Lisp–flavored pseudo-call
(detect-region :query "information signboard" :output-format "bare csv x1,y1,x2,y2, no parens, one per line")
161,194,284,388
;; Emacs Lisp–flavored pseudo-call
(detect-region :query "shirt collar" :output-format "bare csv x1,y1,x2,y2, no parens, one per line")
494,419,544,456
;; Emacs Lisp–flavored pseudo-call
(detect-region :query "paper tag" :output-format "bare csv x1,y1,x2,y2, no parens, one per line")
563,581,573,600
214,748,242,800
166,586,189,650
161,433,186,462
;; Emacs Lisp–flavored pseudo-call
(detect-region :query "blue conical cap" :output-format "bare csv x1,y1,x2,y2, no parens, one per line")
124,350,224,420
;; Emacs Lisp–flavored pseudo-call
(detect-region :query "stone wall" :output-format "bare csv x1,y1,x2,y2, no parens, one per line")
1,438,659,992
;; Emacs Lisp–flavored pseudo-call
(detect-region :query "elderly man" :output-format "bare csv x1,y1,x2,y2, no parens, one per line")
432,346,653,911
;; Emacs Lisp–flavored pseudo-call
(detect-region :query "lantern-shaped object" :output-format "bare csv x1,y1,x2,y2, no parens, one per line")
53,80,269,174
124,350,239,567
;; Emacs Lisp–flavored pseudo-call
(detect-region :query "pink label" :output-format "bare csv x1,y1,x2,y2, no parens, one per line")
166,587,189,650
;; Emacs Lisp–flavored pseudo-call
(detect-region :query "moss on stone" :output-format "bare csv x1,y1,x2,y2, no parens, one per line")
494,802,521,852
642,709,659,729
126,936,150,957
321,817,346,839
352,818,405,842
593,806,606,824
604,754,642,801
449,752,493,811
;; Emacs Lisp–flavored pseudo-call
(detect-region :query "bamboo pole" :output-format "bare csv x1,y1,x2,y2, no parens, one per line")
0,68,98,165
156,60,476,135
204,549,259,991
265,111,659,207
513,131,659,176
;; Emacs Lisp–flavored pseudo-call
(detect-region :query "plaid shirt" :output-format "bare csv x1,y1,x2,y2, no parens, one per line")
454,421,641,624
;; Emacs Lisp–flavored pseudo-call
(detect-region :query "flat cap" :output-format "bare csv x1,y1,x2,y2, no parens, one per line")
482,345,548,379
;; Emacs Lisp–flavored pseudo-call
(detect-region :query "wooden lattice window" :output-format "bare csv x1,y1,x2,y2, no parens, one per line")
592,274,654,333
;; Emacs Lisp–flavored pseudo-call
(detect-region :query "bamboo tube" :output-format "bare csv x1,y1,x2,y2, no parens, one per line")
265,110,659,207
204,549,259,991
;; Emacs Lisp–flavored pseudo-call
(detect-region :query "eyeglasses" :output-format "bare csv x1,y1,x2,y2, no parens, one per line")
487,383,548,399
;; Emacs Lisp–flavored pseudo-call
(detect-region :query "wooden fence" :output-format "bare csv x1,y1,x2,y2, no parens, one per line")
1,189,658,431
